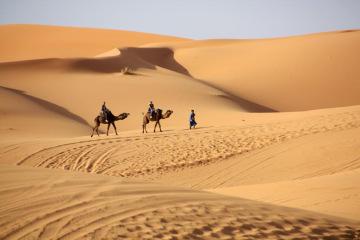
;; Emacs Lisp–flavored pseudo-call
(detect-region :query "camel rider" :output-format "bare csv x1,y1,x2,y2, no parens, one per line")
101,102,110,123
148,101,155,119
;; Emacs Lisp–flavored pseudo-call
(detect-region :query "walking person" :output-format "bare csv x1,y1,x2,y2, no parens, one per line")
189,109,197,129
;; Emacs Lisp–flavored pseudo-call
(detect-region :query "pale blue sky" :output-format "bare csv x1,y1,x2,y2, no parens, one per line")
0,0,359,39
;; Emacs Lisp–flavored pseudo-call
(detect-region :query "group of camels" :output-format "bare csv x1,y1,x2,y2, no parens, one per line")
91,109,173,137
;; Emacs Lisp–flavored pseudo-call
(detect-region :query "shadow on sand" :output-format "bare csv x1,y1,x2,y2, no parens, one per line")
72,47,191,76
0,86,91,127
72,47,274,113
0,47,274,113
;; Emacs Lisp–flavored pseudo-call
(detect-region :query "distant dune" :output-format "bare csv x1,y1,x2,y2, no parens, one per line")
1,25,360,239
169,30,360,111
2,27,359,112
0,24,187,62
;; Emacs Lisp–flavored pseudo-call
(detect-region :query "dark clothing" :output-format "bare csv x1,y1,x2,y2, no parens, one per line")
148,106,155,114
101,104,110,122
148,103,155,119
149,103,154,110
102,104,108,112
189,112,195,121
189,112,197,128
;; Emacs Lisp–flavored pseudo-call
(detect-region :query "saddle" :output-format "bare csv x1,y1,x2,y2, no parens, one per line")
99,110,112,123
149,108,162,120
150,111,156,120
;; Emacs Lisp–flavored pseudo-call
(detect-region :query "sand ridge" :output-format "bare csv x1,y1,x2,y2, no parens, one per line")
170,30,360,111
0,165,359,240
13,106,360,179
0,24,187,62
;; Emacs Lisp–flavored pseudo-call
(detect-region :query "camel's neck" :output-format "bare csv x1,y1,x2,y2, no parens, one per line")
115,113,128,121
162,111,172,119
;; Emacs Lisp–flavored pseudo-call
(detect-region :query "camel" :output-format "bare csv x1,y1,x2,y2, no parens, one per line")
91,111,130,137
143,109,173,133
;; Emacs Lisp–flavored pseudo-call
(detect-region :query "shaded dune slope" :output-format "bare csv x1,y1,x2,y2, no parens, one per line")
0,86,91,137
0,47,191,75
1,86,90,126
72,47,191,76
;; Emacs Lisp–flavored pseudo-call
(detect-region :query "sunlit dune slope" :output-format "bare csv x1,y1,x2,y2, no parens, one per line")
211,169,360,221
0,164,358,240
165,30,360,111
1,105,359,220
0,24,187,62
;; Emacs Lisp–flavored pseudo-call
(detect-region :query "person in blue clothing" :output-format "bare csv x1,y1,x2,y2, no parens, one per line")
148,101,156,119
189,109,197,129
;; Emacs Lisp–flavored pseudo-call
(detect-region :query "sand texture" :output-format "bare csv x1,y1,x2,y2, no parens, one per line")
1,25,360,239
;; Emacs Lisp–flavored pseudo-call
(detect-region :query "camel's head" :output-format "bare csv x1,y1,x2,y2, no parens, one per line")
118,113,130,120
165,110,173,116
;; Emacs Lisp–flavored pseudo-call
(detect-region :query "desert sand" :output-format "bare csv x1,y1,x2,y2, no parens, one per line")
0,25,360,239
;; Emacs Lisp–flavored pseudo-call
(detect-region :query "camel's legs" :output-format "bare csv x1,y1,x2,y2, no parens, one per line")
154,122,158,132
107,123,111,136
158,121,162,132
91,123,99,137
112,122,118,135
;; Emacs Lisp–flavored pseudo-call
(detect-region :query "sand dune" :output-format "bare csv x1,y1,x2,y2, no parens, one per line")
0,49,263,135
1,104,360,221
11,106,360,178
169,30,360,111
1,164,359,240
0,86,90,138
0,24,187,62
0,47,190,75
1,25,360,239
211,169,360,221
2,29,359,113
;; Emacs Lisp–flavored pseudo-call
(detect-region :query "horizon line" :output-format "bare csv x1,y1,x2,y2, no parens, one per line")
1,23,359,41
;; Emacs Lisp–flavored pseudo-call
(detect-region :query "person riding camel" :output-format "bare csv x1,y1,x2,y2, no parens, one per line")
148,101,155,120
101,101,110,123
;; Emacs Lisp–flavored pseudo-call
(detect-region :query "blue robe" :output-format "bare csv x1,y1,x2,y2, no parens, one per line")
190,113,197,126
